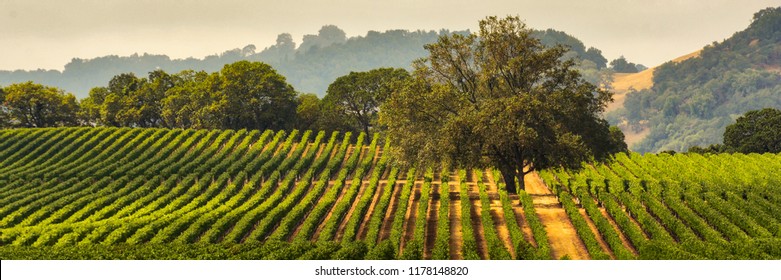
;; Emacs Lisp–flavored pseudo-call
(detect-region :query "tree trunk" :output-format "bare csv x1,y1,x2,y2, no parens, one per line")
363,126,371,144
499,165,518,194
516,171,526,192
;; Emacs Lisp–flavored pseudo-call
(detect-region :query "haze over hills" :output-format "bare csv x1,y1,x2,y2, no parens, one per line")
2,6,780,155
0,26,611,99
607,50,701,147
607,6,781,153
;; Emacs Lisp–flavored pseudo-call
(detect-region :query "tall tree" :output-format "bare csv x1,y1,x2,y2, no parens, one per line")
295,93,323,131
2,82,79,127
324,68,409,138
723,108,781,153
213,61,297,130
381,16,618,193
82,72,166,127
160,70,217,129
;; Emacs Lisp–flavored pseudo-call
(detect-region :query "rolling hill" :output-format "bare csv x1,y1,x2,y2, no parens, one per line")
607,6,781,153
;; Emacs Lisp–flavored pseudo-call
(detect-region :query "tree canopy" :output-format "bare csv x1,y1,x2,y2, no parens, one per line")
723,108,781,153
324,68,409,138
80,61,297,130
380,16,623,193
1,82,79,127
609,56,641,73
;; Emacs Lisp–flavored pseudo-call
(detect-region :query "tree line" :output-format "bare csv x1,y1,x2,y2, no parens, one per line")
0,61,407,138
3,16,630,195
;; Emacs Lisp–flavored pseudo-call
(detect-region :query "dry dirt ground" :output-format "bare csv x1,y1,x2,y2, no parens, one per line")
525,172,590,260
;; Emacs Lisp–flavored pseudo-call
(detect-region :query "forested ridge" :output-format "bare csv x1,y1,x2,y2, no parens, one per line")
610,7,781,153
0,26,610,98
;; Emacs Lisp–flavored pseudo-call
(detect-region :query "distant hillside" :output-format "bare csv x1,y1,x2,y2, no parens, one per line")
606,50,700,147
608,6,781,153
0,26,609,98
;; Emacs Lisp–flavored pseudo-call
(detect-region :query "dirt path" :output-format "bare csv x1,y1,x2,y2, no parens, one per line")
313,143,326,159
378,182,403,241
423,181,441,259
311,144,362,241
525,172,590,260
579,209,615,259
483,170,516,259
400,181,421,252
335,181,369,240
299,142,313,160
508,194,538,247
467,170,489,259
283,142,333,241
312,182,349,241
357,181,386,240
599,208,639,255
449,172,464,260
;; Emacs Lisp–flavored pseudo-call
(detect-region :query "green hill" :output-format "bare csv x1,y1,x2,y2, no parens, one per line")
610,7,781,153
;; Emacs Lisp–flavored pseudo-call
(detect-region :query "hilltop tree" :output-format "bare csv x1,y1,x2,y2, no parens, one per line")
381,16,619,193
2,82,79,127
609,55,640,73
324,68,409,138
723,108,781,153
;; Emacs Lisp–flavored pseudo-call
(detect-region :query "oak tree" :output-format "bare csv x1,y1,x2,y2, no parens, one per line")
723,108,781,153
381,16,620,193
324,68,409,138
2,82,79,127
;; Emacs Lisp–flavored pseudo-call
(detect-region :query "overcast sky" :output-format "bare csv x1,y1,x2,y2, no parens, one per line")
1,0,779,70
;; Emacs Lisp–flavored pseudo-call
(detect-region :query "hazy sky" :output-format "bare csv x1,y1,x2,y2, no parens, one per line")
1,0,779,70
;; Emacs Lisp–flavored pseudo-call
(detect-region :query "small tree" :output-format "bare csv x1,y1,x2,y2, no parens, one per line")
324,68,409,138
381,16,620,193
609,56,640,73
723,108,781,153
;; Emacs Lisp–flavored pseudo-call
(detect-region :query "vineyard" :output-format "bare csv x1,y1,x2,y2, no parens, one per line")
0,127,780,259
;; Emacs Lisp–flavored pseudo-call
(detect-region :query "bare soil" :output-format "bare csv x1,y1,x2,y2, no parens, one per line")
311,181,349,241
357,181,386,240
311,143,366,241
525,172,590,260
600,208,639,255
483,170,516,258
467,171,489,259
335,181,369,240
313,143,326,159
288,180,337,242
423,182,440,259
400,181,421,252
378,181,403,241
511,202,538,247
449,173,464,260
579,208,616,259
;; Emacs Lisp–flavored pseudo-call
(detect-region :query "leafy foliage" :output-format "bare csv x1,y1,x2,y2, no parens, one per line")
381,16,620,193
723,108,781,153
324,68,409,137
1,82,79,127
82,61,296,130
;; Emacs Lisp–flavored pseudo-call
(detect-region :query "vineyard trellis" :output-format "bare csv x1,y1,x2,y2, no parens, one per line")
1,127,780,260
